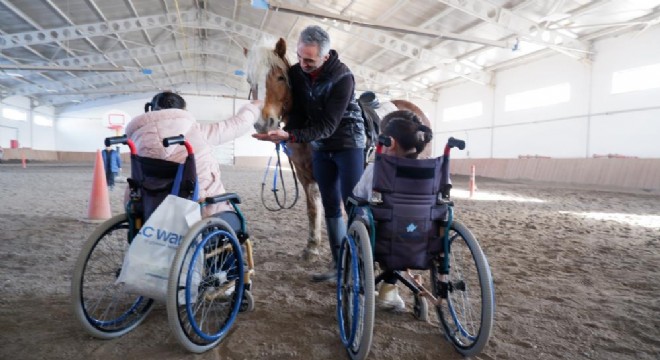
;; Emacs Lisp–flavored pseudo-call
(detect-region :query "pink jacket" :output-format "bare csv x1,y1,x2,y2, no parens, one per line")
125,105,260,216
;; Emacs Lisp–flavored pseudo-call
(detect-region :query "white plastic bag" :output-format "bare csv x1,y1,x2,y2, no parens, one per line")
117,194,201,302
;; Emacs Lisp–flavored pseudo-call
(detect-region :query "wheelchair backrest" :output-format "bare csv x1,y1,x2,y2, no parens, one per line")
372,153,444,198
370,153,449,270
129,154,198,221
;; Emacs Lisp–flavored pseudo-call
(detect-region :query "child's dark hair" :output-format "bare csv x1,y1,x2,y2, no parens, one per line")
144,91,186,112
382,110,433,158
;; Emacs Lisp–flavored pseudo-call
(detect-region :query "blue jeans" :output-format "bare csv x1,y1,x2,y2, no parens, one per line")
312,148,364,218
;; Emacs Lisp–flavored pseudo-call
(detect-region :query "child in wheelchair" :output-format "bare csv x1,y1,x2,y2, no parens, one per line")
352,110,433,311
125,90,262,220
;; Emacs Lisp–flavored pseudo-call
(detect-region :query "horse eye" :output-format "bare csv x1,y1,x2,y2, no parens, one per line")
277,76,286,82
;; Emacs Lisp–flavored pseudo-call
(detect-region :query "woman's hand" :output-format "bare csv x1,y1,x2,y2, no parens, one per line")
252,129,289,143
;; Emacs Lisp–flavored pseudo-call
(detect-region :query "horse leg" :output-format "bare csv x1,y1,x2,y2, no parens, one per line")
301,181,322,261
289,143,322,261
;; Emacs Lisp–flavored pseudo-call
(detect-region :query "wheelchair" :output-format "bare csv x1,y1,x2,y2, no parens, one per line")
337,137,495,360
71,134,256,353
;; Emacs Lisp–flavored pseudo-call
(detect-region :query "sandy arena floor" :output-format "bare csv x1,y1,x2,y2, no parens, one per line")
1,163,658,360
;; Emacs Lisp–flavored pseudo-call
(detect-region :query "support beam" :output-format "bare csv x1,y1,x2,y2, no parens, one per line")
268,1,513,48
36,41,244,70
0,0,99,91
2,9,419,101
40,70,244,107
298,3,492,86
430,6,660,90
436,0,591,60
0,10,199,50
0,64,132,72
9,58,248,98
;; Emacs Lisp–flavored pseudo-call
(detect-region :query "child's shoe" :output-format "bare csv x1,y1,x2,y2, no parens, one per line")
377,283,405,312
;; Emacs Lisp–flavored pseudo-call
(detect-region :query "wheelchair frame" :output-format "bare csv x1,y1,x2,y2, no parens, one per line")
336,137,495,360
71,135,256,353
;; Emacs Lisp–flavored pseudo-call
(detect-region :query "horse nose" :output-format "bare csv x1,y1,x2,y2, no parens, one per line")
253,121,265,133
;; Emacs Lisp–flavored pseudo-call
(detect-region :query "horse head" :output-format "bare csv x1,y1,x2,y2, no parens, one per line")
246,37,292,134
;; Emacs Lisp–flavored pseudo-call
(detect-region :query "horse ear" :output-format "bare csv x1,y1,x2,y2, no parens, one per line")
274,38,287,58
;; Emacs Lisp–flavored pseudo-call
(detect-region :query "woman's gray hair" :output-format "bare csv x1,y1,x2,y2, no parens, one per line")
299,25,331,57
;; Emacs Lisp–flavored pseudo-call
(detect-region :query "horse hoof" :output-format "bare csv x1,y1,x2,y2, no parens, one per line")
301,247,320,262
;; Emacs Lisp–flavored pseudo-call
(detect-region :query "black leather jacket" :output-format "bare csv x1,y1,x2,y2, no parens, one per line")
285,50,366,151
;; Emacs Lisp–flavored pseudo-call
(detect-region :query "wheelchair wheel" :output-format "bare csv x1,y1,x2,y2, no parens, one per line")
432,220,494,356
413,294,429,322
240,289,255,312
166,217,245,353
337,220,375,360
71,213,154,339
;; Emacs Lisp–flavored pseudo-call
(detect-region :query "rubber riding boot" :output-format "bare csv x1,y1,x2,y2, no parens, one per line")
311,217,346,282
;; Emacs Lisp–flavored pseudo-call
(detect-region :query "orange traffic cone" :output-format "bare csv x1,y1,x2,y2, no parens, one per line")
469,164,477,198
87,150,112,220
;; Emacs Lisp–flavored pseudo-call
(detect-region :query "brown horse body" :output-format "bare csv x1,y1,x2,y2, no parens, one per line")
247,38,432,259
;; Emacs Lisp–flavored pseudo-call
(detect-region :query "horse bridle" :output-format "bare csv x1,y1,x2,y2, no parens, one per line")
248,84,259,101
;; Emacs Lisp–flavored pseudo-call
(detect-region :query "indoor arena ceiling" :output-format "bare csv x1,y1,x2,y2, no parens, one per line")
0,0,659,110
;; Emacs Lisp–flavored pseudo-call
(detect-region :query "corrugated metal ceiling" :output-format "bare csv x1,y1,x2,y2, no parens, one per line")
0,0,658,110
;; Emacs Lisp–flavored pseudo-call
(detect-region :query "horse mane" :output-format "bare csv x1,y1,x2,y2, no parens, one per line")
246,37,291,87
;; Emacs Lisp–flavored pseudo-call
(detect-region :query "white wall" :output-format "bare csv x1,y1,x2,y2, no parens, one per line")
0,96,56,150
57,98,145,152
0,96,29,149
433,26,660,159
434,82,495,158
32,105,56,150
589,27,660,158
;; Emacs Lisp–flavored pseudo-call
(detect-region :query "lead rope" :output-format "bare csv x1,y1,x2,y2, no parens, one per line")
260,142,299,211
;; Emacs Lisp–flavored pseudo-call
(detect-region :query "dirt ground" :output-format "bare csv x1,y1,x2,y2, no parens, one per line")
1,163,658,360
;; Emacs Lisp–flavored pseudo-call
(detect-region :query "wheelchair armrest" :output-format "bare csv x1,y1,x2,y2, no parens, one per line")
347,196,369,207
205,192,241,205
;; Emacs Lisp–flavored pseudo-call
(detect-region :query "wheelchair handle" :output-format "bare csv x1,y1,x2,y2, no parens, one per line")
447,137,466,150
163,134,194,155
104,135,136,155
105,135,127,147
443,137,466,156
163,134,185,147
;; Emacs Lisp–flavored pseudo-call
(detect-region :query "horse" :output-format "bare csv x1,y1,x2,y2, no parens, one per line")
245,37,432,260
